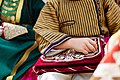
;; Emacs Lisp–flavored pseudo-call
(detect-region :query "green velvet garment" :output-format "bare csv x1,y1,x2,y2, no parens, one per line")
0,0,44,80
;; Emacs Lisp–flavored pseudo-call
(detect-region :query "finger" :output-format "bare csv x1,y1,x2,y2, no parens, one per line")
88,39,98,50
83,43,93,52
86,42,96,52
82,49,89,54
77,45,89,54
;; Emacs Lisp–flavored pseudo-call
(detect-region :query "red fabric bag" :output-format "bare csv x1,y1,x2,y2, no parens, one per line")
33,37,109,75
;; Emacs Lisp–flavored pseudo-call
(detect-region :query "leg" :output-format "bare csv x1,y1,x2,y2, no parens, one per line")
38,72,73,80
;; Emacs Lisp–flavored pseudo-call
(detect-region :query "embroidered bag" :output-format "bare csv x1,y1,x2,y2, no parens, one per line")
33,36,110,74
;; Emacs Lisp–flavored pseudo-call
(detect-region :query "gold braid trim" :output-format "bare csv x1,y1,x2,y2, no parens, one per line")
16,0,24,23
6,41,38,80
0,0,3,6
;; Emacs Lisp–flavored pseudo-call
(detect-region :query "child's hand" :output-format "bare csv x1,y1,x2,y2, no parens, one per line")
68,38,98,54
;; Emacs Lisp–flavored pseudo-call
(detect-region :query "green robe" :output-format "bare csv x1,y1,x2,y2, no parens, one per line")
0,0,44,80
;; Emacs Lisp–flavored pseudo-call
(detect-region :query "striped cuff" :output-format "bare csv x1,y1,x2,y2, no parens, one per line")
41,35,71,55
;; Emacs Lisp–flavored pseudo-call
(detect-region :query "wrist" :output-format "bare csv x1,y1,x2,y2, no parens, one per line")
66,38,73,48
54,38,72,49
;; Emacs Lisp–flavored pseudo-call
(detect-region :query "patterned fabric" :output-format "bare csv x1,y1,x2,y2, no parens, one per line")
0,0,20,23
20,36,109,80
44,38,102,60
115,0,120,6
90,30,120,80
2,22,28,40
34,0,120,54
0,0,45,80
32,37,109,74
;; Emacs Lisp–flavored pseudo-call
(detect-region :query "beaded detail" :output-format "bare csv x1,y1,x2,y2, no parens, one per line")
0,0,20,23
2,22,28,40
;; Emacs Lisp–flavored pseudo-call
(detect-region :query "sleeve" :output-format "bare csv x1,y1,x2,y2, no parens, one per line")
104,0,120,35
33,0,71,55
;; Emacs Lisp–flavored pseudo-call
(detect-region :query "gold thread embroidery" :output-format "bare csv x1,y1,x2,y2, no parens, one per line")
2,5,15,11
0,0,2,6
16,0,24,23
6,42,38,80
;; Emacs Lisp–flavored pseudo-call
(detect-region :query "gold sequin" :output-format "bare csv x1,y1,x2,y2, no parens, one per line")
7,16,11,21
11,16,15,22
2,5,14,10
4,1,8,5
4,11,8,14
12,3,16,6
2,10,16,14
2,10,4,13
13,0,18,2
0,0,20,23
